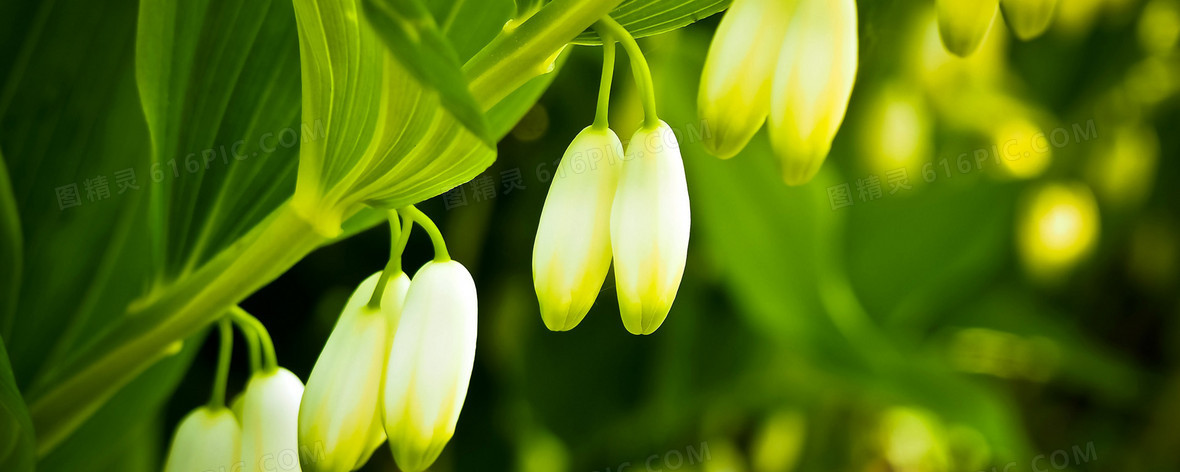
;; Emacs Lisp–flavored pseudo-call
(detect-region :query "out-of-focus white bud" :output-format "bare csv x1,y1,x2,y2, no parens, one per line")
610,121,691,335
163,407,241,472
533,127,623,331
698,0,794,159
936,0,999,56
241,368,305,472
383,260,478,472
1001,0,1059,40
298,272,410,472
768,0,859,185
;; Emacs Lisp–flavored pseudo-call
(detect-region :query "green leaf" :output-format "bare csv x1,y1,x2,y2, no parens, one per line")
291,0,497,230
425,0,515,63
0,337,34,472
571,0,730,45
363,0,493,145
37,336,199,472
136,0,303,278
0,147,20,339
1,0,154,388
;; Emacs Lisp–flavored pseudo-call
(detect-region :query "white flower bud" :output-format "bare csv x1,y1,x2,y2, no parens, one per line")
298,272,410,472
768,0,859,185
698,0,794,159
241,368,305,472
533,127,624,331
383,260,478,472
610,121,691,335
163,407,240,472
936,0,999,56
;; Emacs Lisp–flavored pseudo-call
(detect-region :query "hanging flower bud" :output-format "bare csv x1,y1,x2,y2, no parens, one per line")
299,271,410,472
610,121,691,335
533,127,623,331
936,0,999,56
768,0,859,185
698,0,794,159
163,407,241,472
1000,0,1059,40
383,260,478,472
241,368,305,472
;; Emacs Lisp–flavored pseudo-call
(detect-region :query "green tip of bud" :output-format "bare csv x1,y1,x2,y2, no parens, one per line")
936,0,999,57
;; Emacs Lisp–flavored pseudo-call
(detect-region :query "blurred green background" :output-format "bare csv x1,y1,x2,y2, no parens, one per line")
3,0,1179,471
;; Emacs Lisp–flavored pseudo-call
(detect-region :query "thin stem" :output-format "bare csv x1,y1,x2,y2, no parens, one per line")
401,204,450,262
464,0,626,111
367,211,413,310
591,30,616,130
207,318,233,409
28,201,325,456
594,16,659,129
237,315,261,373
230,307,277,373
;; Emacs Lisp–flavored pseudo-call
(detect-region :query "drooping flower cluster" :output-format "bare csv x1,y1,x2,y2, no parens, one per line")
533,19,691,336
698,0,859,185
938,0,1061,56
163,208,477,472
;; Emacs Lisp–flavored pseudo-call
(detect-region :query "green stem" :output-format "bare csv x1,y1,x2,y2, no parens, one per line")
27,200,326,456
401,205,450,262
465,0,626,111
26,0,627,458
594,16,659,129
230,307,277,373
207,318,233,409
367,211,412,310
237,314,262,373
591,30,615,130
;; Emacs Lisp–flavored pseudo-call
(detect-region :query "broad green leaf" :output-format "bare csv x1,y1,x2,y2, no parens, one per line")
0,0,214,458
0,147,20,338
291,0,496,233
136,0,303,279
38,336,199,472
844,178,1014,331
427,0,515,63
572,0,731,45
0,0,154,388
0,337,34,472
364,0,494,145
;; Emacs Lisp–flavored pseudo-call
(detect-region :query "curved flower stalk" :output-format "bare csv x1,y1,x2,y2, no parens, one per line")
163,407,242,472
698,0,794,159
768,0,859,185
1000,0,1059,40
936,0,999,57
533,126,624,331
231,308,306,472
298,269,410,472
610,121,691,335
22,0,630,456
383,207,478,471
